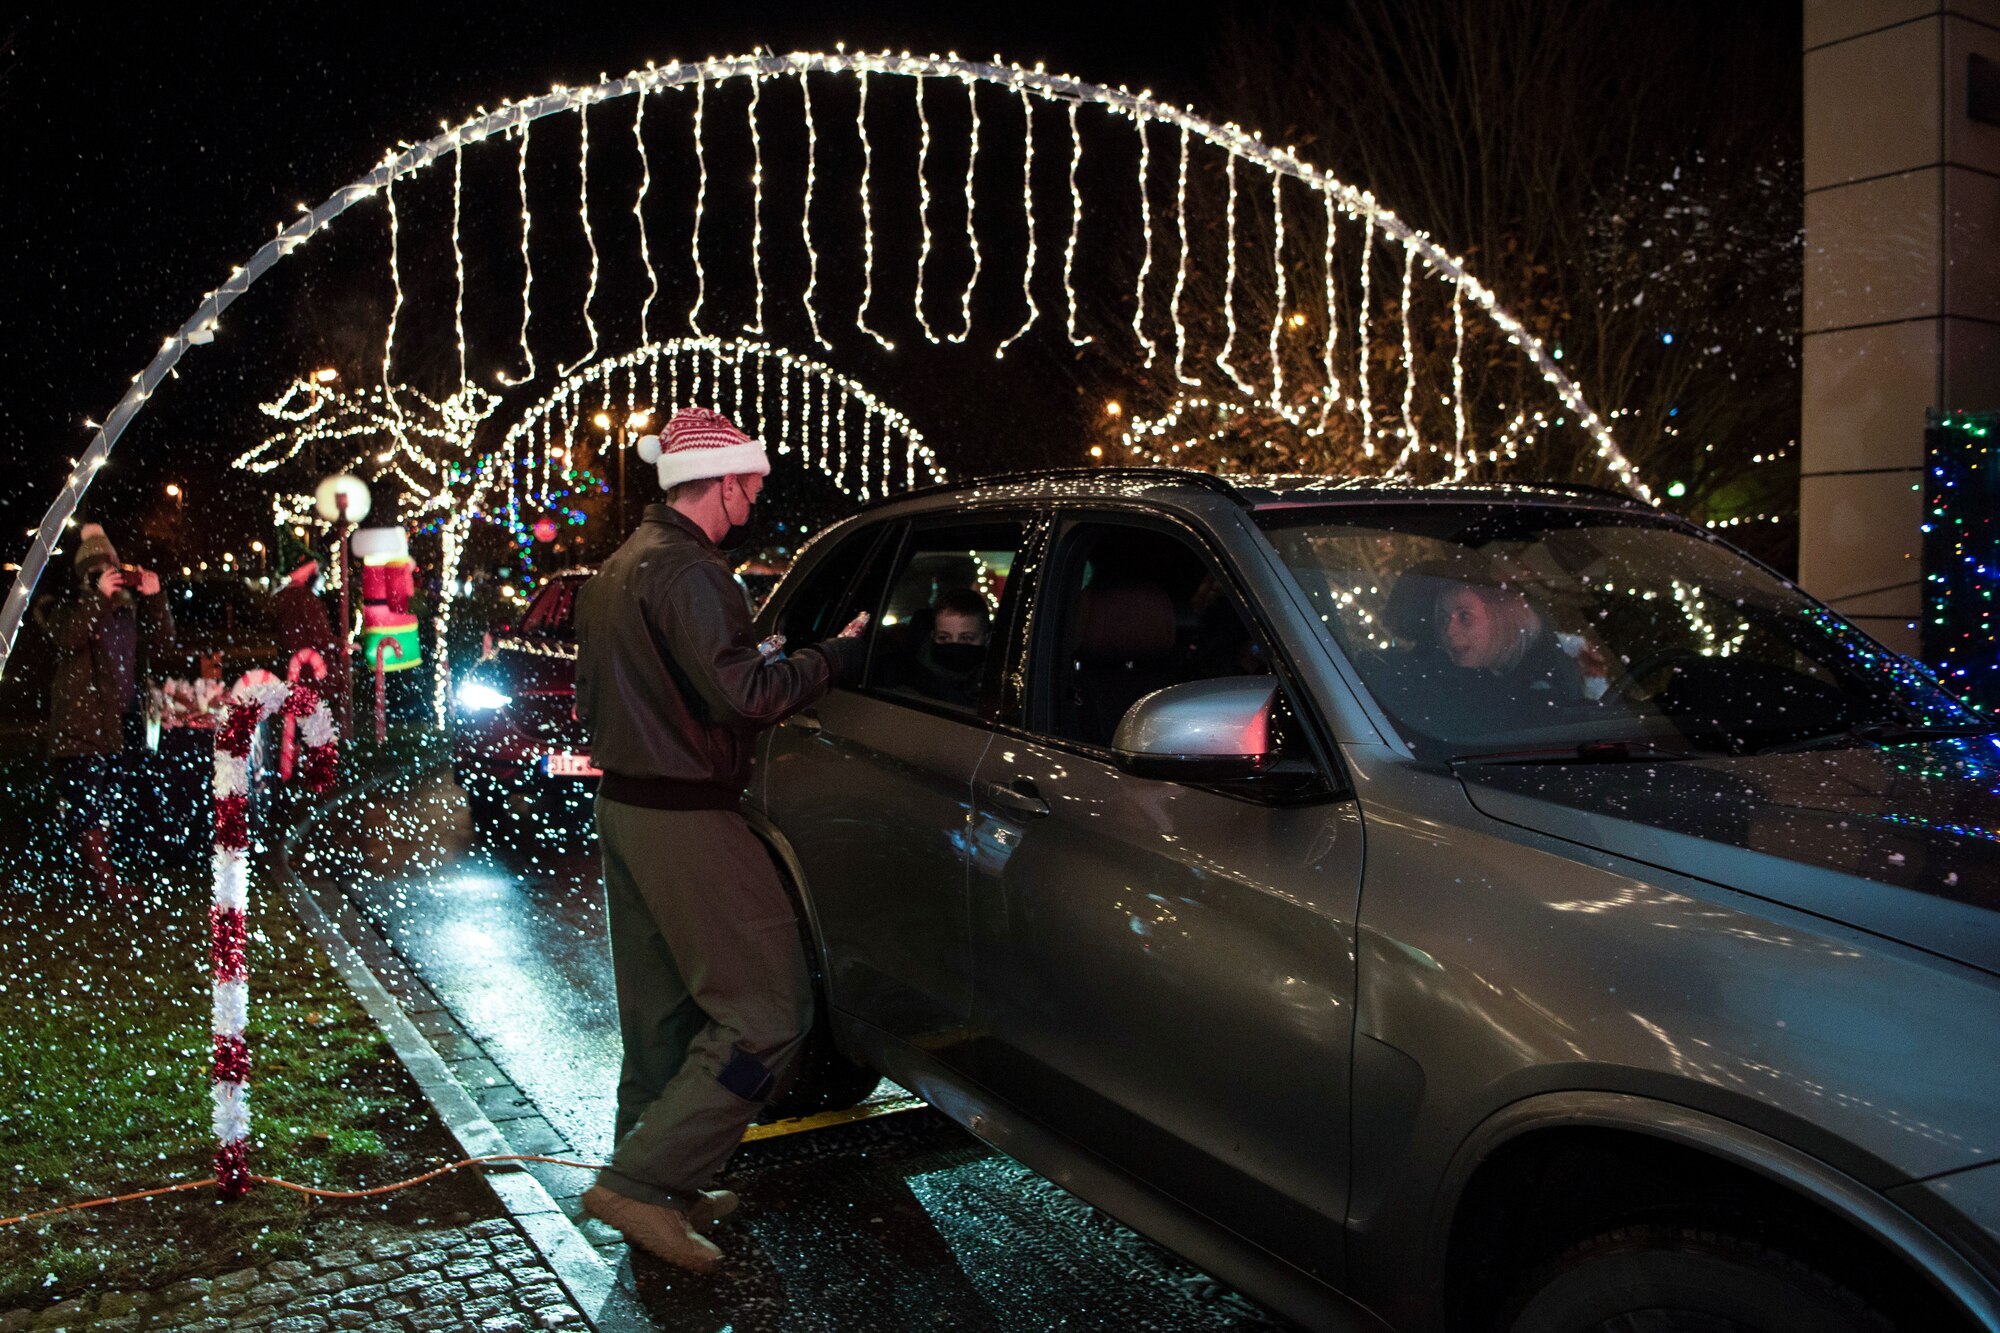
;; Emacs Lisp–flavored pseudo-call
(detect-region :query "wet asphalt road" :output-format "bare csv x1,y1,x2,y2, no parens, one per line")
299,764,1293,1332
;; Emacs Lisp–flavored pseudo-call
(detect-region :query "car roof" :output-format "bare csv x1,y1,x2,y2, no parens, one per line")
850,467,1657,519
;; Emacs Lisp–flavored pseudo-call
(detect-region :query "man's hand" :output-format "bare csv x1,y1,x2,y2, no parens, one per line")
837,611,871,639
128,566,161,597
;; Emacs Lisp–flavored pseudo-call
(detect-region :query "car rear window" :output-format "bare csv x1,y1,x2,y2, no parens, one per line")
521,577,584,639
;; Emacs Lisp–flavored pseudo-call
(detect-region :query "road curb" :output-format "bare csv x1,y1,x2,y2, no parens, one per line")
276,753,653,1333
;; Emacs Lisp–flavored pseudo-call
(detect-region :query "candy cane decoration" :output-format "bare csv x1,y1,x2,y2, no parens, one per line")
212,677,337,1199
280,648,328,780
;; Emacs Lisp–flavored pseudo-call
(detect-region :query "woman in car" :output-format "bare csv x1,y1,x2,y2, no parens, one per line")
1433,574,1609,706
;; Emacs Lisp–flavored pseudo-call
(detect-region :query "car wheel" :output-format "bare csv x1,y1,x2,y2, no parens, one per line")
1507,1225,1894,1333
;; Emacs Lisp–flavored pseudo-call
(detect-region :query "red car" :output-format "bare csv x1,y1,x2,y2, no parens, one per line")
451,570,596,835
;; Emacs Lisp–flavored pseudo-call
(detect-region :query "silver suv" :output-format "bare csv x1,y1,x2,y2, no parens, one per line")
746,470,2000,1333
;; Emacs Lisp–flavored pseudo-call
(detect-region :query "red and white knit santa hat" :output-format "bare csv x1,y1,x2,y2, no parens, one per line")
634,407,770,492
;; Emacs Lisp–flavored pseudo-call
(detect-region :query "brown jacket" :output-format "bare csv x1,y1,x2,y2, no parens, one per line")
574,505,863,802
35,584,176,758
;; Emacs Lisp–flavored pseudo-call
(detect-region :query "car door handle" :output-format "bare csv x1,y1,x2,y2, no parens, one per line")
984,780,1050,819
783,710,823,735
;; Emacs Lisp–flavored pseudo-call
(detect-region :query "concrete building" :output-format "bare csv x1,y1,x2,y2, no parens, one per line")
1802,0,2000,654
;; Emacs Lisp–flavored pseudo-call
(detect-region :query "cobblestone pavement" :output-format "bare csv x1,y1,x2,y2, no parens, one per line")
0,1218,587,1332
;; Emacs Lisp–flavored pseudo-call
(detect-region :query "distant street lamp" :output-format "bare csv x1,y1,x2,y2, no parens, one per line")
598,407,654,545
250,540,267,577
165,483,184,509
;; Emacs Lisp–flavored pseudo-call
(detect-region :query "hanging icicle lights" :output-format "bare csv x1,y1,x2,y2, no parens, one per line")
467,336,944,550
2,49,1648,688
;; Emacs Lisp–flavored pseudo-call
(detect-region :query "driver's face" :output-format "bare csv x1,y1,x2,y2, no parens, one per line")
932,610,988,645
1439,586,1505,669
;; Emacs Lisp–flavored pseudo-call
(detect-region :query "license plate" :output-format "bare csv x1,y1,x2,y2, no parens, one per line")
545,752,601,778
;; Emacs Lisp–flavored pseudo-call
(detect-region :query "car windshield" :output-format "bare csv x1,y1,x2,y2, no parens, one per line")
1256,502,1982,760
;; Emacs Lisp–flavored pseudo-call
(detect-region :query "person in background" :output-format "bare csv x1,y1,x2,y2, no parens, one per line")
32,522,174,898
273,557,338,676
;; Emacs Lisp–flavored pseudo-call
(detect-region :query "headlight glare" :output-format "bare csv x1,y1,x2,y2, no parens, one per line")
456,680,512,712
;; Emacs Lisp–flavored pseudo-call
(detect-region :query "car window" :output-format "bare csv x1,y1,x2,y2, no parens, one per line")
521,577,581,638
1257,503,1978,758
861,519,1025,717
777,524,884,645
1029,520,1300,752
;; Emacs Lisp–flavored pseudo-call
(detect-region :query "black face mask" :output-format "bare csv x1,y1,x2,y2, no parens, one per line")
719,481,759,553
927,641,986,676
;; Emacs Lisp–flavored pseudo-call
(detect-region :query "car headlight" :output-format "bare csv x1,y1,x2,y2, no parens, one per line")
456,680,512,713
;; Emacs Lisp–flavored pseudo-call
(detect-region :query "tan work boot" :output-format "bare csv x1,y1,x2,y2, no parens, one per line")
687,1188,739,1232
582,1184,724,1272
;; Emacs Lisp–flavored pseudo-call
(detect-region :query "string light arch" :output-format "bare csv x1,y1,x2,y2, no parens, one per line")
1,48,1646,687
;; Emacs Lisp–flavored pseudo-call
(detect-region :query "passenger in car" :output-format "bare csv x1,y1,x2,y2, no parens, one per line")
904,587,992,708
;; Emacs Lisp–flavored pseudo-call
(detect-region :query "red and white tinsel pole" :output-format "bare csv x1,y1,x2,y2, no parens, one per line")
212,677,337,1199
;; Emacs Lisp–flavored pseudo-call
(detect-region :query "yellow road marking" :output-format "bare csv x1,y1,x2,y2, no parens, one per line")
741,1095,927,1143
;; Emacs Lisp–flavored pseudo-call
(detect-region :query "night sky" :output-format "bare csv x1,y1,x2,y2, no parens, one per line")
0,5,1240,560
0,3,1797,600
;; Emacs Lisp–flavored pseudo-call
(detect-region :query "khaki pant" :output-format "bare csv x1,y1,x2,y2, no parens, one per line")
594,798,812,1209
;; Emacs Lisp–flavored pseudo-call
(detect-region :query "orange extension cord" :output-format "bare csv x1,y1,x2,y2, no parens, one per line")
0,1155,607,1228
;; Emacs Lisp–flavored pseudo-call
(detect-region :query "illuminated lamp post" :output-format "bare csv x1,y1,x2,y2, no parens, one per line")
595,408,654,548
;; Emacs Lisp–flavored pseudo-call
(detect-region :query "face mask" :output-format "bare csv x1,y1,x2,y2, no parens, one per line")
720,479,759,553
927,641,986,676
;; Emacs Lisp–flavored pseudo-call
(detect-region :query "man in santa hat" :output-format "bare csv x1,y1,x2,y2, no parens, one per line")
32,522,174,898
573,407,868,1271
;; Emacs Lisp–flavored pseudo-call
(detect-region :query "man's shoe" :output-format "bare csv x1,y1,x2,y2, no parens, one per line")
582,1185,724,1272
687,1188,739,1231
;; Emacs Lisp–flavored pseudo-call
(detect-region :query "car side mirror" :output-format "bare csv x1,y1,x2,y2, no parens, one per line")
1112,677,1276,782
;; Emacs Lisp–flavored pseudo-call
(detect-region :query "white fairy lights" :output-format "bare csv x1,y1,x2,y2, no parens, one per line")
634,87,658,344
914,75,940,343
3,48,1654,696
1171,126,1197,386
559,100,602,376
799,71,830,349
451,144,467,387
497,116,537,387
949,75,981,345
995,86,1038,359
1357,215,1376,457
854,71,895,350
1317,183,1341,434
688,75,708,334
1132,115,1157,367
1217,155,1255,396
381,154,410,456
1064,101,1090,346
1267,170,1286,409
745,74,766,335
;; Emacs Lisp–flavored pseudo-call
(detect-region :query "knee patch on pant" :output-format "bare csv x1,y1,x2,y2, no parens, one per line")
717,1045,777,1104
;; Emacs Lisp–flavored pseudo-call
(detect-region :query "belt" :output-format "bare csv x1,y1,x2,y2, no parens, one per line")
599,772,743,812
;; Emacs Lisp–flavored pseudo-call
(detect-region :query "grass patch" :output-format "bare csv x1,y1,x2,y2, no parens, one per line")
0,730,486,1307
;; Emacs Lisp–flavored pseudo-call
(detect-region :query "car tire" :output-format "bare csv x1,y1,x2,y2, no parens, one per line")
1507,1225,1895,1333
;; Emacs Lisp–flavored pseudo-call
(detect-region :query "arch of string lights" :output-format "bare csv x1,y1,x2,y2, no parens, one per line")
0,48,1649,687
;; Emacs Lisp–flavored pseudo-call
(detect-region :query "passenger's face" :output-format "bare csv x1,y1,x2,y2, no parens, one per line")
932,610,988,646
1439,586,1504,669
